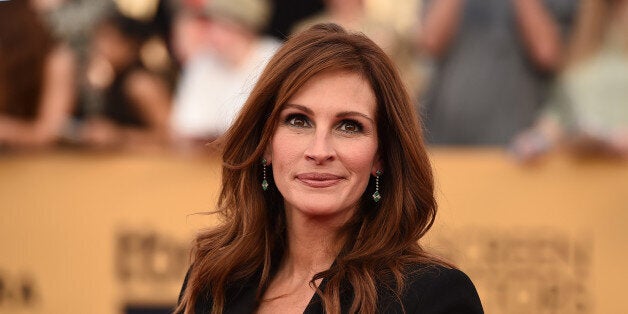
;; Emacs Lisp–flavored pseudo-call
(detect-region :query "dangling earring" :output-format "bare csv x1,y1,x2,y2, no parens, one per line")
261,158,269,191
372,170,382,202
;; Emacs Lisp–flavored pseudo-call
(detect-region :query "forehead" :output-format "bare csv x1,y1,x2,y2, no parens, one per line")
285,71,377,116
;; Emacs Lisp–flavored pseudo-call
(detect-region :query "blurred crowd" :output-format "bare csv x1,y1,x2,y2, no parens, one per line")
0,0,626,161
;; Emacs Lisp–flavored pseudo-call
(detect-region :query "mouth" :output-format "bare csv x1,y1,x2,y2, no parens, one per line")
296,172,344,188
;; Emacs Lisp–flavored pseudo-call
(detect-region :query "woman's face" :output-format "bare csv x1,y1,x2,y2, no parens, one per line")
93,24,136,70
267,71,382,223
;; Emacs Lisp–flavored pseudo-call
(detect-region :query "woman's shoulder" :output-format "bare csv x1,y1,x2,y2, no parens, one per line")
400,263,484,313
403,263,474,288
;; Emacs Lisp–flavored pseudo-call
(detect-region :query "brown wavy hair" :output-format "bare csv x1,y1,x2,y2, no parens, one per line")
176,23,443,314
0,0,54,119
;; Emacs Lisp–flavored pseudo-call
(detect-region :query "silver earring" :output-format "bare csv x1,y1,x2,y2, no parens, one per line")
372,170,382,202
261,158,269,191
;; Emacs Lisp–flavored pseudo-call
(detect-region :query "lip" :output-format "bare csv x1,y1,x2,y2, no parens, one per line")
296,172,344,188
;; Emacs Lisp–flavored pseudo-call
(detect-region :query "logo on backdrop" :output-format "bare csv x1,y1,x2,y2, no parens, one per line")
0,270,39,310
115,228,190,302
431,227,592,314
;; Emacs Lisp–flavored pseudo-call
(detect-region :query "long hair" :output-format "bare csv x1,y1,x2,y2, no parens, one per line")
0,0,54,119
176,23,442,314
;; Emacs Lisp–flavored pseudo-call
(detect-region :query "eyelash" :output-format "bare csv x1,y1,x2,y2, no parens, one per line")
283,114,364,134
338,119,364,133
284,114,311,128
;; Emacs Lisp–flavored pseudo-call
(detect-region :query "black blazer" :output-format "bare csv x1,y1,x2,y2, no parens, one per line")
178,264,484,313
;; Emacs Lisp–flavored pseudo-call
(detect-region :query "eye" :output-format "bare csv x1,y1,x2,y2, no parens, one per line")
285,114,311,128
338,120,363,133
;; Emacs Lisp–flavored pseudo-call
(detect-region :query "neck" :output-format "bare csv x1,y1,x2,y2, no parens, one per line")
280,212,346,281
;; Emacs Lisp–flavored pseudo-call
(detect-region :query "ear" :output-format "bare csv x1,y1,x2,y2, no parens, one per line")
371,156,383,176
263,142,272,165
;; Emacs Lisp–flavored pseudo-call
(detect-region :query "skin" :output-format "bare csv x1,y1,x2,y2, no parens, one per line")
258,71,382,313
206,18,259,68
0,44,75,148
172,12,212,64
79,23,171,148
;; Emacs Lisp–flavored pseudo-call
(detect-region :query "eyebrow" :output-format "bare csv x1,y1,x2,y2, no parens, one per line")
282,104,375,124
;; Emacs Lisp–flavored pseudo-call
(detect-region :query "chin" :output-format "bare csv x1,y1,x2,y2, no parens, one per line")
289,197,357,222
300,205,345,217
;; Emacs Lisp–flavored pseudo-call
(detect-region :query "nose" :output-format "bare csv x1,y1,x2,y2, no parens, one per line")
304,129,336,164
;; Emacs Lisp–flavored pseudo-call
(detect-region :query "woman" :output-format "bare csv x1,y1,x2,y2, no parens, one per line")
0,0,75,148
419,0,576,145
176,24,483,313
511,0,628,161
79,12,172,148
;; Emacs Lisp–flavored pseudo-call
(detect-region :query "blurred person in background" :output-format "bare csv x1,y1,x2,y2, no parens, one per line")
419,0,578,145
44,0,175,132
292,0,421,97
78,12,172,149
44,0,112,58
512,0,628,161
171,0,212,65
170,0,281,146
35,0,112,142
292,0,373,32
0,0,76,149
264,0,325,41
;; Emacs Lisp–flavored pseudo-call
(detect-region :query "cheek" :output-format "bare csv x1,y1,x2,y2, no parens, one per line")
338,141,379,174
270,134,302,172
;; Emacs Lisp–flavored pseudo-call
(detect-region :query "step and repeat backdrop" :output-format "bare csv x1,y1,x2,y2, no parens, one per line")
1,149,626,314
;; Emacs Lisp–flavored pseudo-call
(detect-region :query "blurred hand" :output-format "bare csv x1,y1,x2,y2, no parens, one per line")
79,118,121,148
30,0,66,12
0,115,12,143
610,128,628,158
509,129,553,163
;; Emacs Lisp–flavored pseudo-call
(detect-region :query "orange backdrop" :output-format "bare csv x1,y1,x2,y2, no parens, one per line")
0,148,626,314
